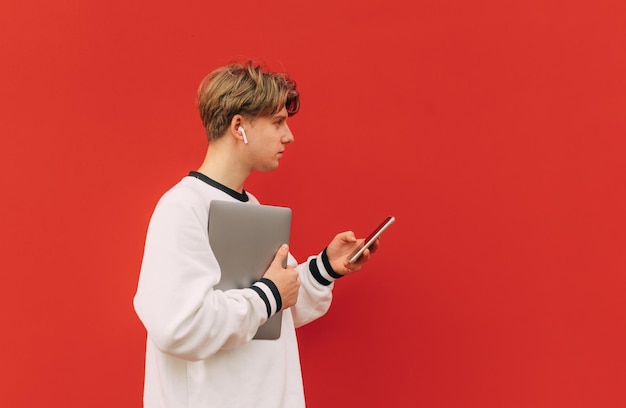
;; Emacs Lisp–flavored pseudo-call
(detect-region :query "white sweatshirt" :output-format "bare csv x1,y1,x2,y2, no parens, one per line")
134,174,342,407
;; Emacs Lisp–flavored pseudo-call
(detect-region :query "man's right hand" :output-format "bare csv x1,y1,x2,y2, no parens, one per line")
262,244,300,310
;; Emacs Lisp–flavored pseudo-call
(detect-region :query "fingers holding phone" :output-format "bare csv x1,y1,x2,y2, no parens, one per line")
346,216,395,264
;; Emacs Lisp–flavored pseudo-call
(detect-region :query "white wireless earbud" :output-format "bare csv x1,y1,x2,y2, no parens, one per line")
238,126,248,144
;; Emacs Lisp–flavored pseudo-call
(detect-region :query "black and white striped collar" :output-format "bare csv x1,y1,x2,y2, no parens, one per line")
188,171,249,202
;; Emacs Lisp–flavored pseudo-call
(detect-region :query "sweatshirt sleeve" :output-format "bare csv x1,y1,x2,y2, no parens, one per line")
133,188,278,362
289,248,344,328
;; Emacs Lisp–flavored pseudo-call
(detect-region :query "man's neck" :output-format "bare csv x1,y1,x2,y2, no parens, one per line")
196,145,250,193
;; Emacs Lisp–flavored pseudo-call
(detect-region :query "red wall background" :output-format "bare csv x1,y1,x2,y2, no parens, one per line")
1,0,625,407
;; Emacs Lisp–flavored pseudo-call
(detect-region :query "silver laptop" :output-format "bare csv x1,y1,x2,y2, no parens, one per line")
208,200,292,340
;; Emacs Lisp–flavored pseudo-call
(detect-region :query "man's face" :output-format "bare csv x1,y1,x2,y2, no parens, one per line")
245,107,294,172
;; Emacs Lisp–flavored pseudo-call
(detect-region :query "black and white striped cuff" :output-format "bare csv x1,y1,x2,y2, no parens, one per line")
250,278,282,318
309,248,344,286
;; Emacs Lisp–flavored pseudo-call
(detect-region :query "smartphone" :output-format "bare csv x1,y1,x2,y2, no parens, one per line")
347,216,395,264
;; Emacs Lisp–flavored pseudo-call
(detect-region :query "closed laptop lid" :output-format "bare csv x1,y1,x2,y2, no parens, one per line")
208,200,292,340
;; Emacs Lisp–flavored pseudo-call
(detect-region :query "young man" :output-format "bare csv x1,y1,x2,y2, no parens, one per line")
133,61,380,407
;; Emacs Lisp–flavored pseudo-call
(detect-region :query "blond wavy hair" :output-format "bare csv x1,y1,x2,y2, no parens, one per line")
196,61,300,141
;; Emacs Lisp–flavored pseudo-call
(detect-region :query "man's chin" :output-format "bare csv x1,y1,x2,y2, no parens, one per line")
257,163,280,172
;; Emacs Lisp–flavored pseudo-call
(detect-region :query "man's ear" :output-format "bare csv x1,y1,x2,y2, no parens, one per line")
229,115,247,144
